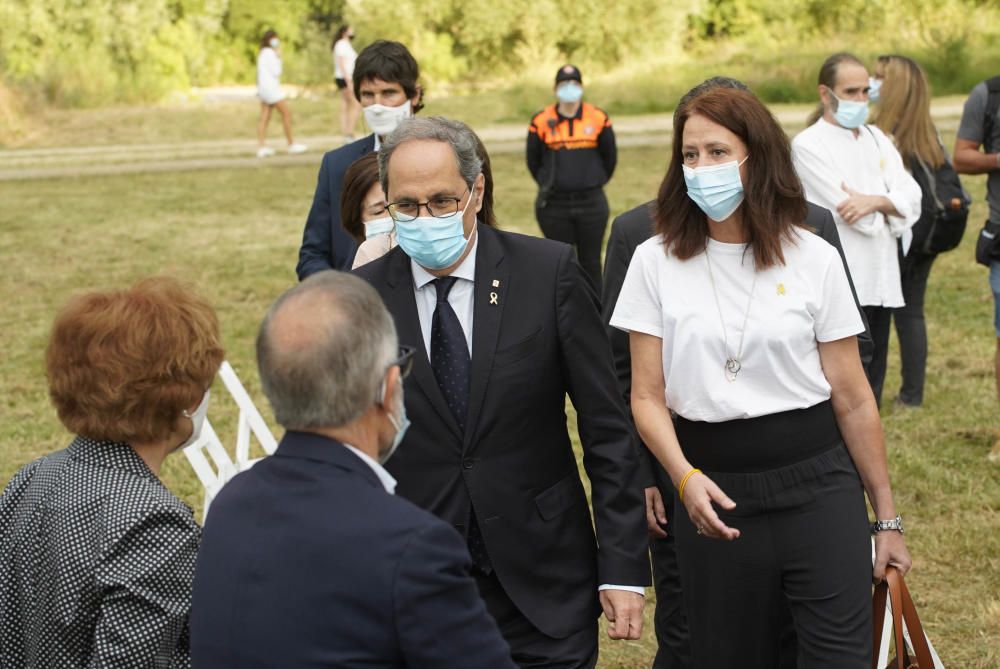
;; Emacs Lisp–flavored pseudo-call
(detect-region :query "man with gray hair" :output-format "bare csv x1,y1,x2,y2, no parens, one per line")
190,271,516,668
355,116,649,667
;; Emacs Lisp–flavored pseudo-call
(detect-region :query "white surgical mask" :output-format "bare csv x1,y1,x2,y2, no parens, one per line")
269,37,279,48
363,100,412,137
178,390,210,450
364,216,395,239
379,381,410,465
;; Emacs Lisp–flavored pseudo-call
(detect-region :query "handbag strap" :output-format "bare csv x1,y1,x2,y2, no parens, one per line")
889,567,935,667
874,567,935,669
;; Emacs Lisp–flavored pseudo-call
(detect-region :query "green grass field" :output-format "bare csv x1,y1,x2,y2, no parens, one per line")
1,132,998,665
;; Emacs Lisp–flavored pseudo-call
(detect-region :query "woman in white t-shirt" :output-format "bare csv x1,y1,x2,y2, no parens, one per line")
331,25,361,143
610,87,911,668
256,30,306,158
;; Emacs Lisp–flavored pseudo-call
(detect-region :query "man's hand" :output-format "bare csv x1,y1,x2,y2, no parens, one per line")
837,182,892,224
599,589,644,640
644,486,668,539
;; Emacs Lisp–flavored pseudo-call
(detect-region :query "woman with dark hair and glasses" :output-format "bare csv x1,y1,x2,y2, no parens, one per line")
349,130,498,268
610,87,911,668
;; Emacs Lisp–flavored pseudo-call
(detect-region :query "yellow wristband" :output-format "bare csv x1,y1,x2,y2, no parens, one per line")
677,468,702,502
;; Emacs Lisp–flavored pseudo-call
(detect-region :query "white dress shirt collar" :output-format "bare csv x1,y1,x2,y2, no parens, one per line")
410,224,480,290
343,443,397,494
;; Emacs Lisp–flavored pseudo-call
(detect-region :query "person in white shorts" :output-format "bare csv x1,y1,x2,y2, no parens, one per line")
332,25,361,143
256,30,307,158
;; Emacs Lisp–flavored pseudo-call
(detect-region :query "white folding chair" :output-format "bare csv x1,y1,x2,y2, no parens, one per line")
183,361,278,520
872,539,945,668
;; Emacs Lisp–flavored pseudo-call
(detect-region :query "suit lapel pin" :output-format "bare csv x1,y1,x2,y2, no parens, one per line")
489,291,499,305
491,279,500,287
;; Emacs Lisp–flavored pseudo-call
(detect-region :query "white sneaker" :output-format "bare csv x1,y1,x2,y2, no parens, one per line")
256,146,276,158
287,143,308,154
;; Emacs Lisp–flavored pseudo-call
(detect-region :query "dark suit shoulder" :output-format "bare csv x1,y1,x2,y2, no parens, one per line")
488,226,572,263
321,134,376,168
610,200,656,242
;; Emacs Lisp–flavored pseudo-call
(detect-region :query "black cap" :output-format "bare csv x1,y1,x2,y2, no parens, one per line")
555,64,582,85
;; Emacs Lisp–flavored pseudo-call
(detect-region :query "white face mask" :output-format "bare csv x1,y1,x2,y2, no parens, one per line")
269,38,279,48
363,100,412,137
178,390,210,450
364,216,395,239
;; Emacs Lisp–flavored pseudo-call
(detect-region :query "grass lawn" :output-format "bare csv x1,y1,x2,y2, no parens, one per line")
1,140,997,666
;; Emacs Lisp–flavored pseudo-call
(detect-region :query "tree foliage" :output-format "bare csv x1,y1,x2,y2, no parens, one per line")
0,0,997,106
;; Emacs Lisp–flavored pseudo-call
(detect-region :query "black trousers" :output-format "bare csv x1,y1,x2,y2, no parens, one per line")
673,402,872,669
863,305,893,406
893,252,937,406
473,569,597,669
649,456,798,668
535,189,609,293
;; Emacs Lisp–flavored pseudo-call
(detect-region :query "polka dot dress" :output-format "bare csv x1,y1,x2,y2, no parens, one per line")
0,436,199,668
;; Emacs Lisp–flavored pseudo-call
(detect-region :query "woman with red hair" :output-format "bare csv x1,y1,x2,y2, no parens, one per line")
0,276,224,668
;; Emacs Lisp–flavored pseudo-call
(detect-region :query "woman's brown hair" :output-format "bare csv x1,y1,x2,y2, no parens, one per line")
340,153,382,244
655,87,808,270
871,54,944,168
46,276,224,444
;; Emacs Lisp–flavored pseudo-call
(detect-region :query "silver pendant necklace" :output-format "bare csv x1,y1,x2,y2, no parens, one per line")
705,247,757,382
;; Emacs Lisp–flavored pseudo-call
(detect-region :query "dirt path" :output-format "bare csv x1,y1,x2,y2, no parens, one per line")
0,103,967,182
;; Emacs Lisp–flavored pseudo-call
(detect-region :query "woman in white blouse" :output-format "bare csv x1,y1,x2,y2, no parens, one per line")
611,87,910,668
256,30,307,158
332,25,361,142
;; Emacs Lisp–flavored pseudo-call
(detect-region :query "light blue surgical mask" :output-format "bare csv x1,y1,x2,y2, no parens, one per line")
393,189,475,270
364,216,394,239
832,93,869,129
683,156,749,222
868,77,882,103
381,393,410,465
556,82,583,104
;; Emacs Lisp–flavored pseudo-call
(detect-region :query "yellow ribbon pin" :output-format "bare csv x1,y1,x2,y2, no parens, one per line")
777,283,786,296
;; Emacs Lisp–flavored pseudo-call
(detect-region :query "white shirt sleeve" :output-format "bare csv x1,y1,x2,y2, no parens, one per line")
872,128,923,237
813,247,865,342
792,135,861,231
609,243,664,338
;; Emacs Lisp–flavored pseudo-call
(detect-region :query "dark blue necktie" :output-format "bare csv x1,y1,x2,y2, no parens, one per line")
431,277,491,574
430,277,470,431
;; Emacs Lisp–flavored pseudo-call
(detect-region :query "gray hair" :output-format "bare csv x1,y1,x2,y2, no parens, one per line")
378,116,484,195
256,271,397,430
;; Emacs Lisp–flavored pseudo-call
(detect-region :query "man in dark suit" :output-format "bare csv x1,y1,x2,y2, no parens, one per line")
354,116,650,668
190,271,515,668
600,78,876,669
296,40,423,278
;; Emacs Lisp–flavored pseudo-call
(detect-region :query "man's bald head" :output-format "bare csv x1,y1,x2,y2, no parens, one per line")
256,272,397,430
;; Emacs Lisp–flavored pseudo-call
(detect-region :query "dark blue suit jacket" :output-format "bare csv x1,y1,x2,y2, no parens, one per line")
296,135,376,279
190,431,515,668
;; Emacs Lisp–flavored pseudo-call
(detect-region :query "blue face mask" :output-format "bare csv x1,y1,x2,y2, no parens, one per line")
393,189,475,270
683,156,749,222
364,216,394,239
556,82,583,104
868,77,882,103
831,93,869,129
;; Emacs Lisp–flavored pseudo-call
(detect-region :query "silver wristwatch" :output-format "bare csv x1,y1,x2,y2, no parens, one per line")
870,514,904,535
